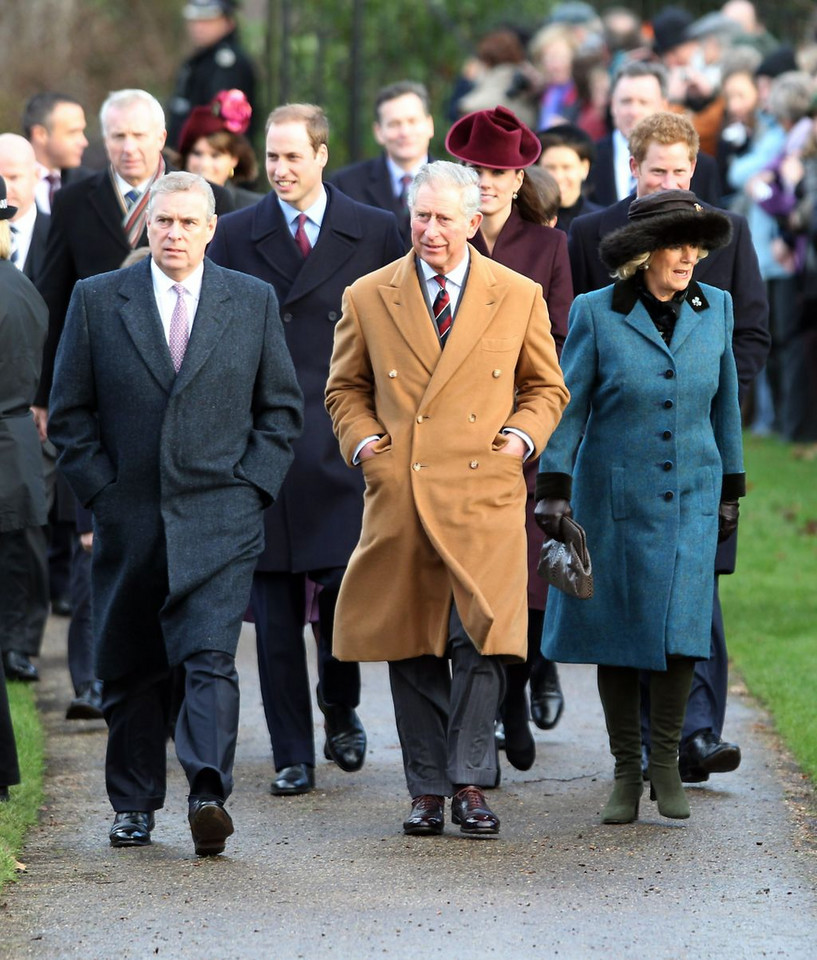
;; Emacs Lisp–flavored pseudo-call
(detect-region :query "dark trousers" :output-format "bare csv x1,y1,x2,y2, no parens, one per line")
388,603,505,798
102,650,239,812
641,579,727,746
0,656,20,788
0,526,49,656
66,534,95,694
251,567,361,771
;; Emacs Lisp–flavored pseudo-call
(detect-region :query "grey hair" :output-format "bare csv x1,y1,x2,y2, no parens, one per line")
611,247,709,280
100,89,165,137
768,72,815,126
611,60,669,100
408,161,481,219
148,172,215,220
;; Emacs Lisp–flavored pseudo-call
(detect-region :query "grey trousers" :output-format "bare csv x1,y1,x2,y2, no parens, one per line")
388,603,505,798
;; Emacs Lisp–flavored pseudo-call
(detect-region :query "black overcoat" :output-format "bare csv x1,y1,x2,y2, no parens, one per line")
47,257,303,680
207,183,404,572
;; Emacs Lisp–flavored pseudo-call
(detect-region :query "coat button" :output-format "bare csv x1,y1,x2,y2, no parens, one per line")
663,399,673,409
664,491,674,501
282,313,293,323
412,462,422,471
388,370,397,378
468,414,476,422
328,311,338,321
416,415,423,424
663,460,673,471
663,430,672,440
492,369,501,378
469,460,479,469
664,369,675,379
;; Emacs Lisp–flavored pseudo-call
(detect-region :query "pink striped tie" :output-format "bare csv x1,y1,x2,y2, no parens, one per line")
169,283,189,372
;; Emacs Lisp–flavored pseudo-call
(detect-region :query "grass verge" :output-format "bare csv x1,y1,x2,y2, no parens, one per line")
0,681,45,886
720,434,817,782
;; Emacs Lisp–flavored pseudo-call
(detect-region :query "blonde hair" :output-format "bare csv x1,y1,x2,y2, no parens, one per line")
0,221,11,261
612,246,710,280
628,112,699,166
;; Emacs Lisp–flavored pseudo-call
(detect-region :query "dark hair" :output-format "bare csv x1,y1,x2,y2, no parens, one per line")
374,81,431,122
517,166,560,224
537,123,596,164
182,129,258,184
611,60,669,99
22,92,83,139
476,29,527,67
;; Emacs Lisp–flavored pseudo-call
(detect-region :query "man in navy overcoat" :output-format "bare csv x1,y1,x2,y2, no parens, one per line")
48,173,303,856
207,103,404,796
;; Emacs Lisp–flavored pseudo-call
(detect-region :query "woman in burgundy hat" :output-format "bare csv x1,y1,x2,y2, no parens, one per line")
445,105,573,776
177,89,261,209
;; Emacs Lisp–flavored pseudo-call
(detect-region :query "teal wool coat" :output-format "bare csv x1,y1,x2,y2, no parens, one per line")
539,278,744,671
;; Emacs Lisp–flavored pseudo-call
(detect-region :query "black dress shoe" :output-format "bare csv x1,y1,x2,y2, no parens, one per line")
109,811,154,847
51,596,73,617
502,718,535,771
189,798,234,856
403,794,445,836
679,729,741,783
2,651,39,682
66,680,104,720
529,661,564,730
318,692,366,772
270,763,314,796
451,786,500,835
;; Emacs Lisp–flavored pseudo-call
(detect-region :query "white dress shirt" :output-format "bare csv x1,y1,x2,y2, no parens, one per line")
9,205,36,272
613,129,635,201
150,259,203,346
277,187,328,248
385,155,428,200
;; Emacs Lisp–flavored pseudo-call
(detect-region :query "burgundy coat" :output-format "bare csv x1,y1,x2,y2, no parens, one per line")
471,208,572,610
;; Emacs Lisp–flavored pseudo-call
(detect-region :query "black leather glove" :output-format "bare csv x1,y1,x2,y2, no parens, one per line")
718,500,739,542
534,498,573,541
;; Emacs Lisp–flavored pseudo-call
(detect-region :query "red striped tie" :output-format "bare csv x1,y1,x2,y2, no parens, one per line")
433,275,451,344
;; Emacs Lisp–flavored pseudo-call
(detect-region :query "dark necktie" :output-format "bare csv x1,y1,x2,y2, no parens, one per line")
9,224,19,266
433,275,452,344
124,188,140,210
294,213,312,258
46,173,60,209
398,174,412,210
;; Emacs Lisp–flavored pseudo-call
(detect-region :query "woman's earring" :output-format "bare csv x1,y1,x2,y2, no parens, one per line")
512,192,518,200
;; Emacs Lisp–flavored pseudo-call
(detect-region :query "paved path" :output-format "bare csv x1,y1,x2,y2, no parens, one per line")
1,616,816,959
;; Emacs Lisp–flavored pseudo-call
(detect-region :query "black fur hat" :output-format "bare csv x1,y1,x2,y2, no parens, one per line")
599,190,732,273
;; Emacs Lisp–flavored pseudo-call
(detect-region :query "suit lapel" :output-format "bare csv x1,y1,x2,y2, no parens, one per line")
172,260,232,395
379,253,440,375
118,259,176,394
86,173,133,250
366,156,399,213
250,193,303,294
421,248,504,409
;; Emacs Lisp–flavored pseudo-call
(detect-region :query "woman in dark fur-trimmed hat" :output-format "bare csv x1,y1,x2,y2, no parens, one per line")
534,188,745,827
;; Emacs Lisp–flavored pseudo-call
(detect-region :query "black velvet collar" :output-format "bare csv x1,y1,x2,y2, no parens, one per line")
610,274,709,316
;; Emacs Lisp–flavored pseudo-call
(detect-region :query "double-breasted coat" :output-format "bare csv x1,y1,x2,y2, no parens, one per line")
325,247,569,663
539,278,744,672
207,183,404,572
47,257,303,681
471,208,573,611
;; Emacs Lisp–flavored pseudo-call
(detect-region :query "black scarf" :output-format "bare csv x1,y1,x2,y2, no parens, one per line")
636,272,687,346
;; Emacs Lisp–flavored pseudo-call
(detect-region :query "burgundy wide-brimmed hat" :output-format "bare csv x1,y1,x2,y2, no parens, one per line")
445,105,542,170
177,89,252,157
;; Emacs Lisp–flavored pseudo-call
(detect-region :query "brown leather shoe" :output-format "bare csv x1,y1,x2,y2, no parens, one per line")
451,786,500,835
403,794,445,835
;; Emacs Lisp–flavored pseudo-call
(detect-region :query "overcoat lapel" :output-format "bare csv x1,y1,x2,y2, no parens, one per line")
117,259,176,394
420,248,505,409
87,174,134,249
378,253,440,375
669,281,708,354
172,260,233,395
621,299,672,355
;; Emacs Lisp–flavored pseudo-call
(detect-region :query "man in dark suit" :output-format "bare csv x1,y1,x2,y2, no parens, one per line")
587,61,722,208
0,135,51,682
568,111,770,784
22,92,92,215
48,172,303,856
330,81,434,245
208,103,404,796
34,88,234,426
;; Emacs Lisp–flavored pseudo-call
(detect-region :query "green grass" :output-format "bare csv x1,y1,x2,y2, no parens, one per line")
0,681,45,885
720,434,817,781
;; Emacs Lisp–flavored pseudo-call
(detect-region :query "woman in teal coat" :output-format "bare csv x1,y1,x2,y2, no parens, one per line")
535,190,744,824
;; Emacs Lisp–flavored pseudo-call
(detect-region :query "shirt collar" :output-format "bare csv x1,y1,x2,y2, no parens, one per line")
418,247,470,287
113,171,153,200
385,154,428,195
277,185,328,228
12,204,37,236
150,258,205,299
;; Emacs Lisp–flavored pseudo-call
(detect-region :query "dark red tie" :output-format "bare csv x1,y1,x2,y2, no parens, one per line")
294,213,312,258
433,275,452,343
398,174,412,209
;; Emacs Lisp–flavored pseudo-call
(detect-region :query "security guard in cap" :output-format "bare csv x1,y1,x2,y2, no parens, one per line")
167,0,257,149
